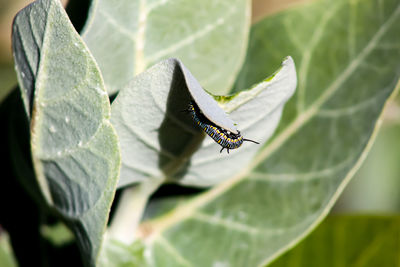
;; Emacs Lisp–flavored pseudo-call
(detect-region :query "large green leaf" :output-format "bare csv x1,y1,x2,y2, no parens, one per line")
111,57,296,188
132,0,400,266
270,215,400,267
12,0,120,266
81,0,250,95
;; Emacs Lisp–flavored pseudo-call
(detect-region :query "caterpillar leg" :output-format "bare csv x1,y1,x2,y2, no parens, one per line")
220,147,230,154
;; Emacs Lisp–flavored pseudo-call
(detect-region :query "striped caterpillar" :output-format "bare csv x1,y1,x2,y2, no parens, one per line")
185,101,259,153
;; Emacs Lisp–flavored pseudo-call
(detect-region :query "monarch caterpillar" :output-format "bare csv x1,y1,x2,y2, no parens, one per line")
184,101,259,153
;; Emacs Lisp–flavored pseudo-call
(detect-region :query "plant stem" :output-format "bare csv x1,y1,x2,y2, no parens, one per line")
107,179,163,244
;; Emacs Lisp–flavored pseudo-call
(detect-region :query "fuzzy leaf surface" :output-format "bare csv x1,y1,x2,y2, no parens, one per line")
136,0,400,266
111,57,296,188
82,0,250,95
12,0,120,265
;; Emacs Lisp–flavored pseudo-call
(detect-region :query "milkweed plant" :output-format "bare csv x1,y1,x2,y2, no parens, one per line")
2,0,400,266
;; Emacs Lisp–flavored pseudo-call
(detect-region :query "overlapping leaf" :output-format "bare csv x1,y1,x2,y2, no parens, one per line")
110,57,296,188
134,0,400,266
12,0,120,266
82,0,250,95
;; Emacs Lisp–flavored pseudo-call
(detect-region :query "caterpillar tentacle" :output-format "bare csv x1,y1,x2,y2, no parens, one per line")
243,139,260,144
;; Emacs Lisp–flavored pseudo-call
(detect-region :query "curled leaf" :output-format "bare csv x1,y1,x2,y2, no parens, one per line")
111,57,296,188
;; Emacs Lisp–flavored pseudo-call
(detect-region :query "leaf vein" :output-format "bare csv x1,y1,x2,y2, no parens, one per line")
192,212,283,236
146,6,238,63
297,2,342,113
252,2,400,174
317,88,389,118
134,0,147,74
249,156,353,182
153,235,193,267
146,0,169,14
98,9,136,41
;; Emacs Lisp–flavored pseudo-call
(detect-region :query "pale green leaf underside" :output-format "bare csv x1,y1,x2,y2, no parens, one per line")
137,0,400,266
12,0,121,266
111,57,296,188
82,0,250,95
271,216,400,267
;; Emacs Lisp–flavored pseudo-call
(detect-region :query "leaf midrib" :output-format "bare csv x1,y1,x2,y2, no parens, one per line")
134,0,147,74
140,2,400,241
30,0,56,206
145,5,239,64
296,1,342,113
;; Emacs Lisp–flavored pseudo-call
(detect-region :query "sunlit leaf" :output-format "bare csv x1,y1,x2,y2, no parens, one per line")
82,0,251,95
134,0,400,266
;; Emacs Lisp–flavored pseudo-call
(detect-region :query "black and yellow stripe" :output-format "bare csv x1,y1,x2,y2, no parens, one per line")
186,101,258,153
